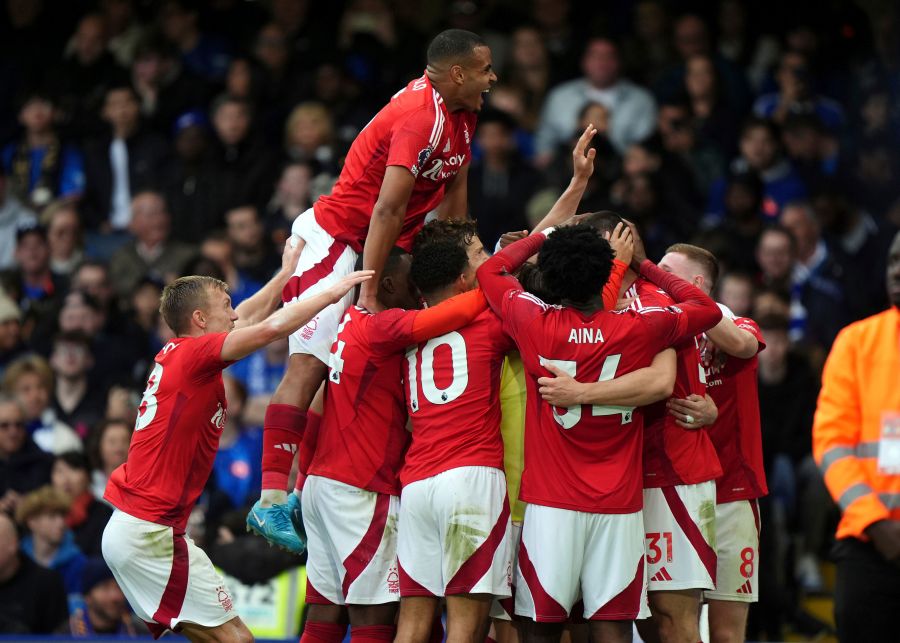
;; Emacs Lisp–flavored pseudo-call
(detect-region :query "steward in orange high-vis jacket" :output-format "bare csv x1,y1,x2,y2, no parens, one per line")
813,230,900,642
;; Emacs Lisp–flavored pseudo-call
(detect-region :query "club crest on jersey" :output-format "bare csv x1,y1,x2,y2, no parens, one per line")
211,403,226,430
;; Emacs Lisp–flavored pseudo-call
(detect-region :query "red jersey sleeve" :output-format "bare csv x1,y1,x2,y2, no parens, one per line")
636,260,722,340
385,108,441,176
366,308,417,355
602,259,627,310
186,332,231,383
735,317,767,352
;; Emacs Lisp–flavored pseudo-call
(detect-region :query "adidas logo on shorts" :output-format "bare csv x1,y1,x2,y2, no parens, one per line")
650,567,673,582
735,580,753,594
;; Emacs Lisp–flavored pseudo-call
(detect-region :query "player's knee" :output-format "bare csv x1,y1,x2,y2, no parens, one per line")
708,624,742,643
221,620,254,643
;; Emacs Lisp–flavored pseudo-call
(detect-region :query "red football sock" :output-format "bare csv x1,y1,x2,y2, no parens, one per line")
261,404,307,491
299,621,347,643
350,625,395,643
294,411,322,493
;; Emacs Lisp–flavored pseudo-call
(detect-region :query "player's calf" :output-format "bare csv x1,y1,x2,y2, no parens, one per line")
644,590,703,643
706,599,749,643
446,593,493,643
395,596,440,643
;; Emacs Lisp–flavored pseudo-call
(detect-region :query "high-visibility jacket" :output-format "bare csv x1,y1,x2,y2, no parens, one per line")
813,307,900,540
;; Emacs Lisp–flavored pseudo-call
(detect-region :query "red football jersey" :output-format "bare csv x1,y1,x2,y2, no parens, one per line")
309,306,417,495
701,314,769,503
499,290,698,513
105,333,231,531
400,309,512,487
313,74,477,252
628,278,723,488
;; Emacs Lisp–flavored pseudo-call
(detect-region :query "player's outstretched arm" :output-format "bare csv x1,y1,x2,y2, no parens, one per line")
706,316,759,359
477,231,548,312
233,236,303,329
221,271,373,362
538,349,676,408
532,124,597,235
359,166,416,313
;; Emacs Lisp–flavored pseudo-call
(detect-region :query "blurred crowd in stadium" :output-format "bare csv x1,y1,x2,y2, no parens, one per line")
0,0,897,638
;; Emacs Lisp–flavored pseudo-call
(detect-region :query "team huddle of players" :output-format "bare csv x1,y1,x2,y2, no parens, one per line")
98,29,767,643
291,168,768,643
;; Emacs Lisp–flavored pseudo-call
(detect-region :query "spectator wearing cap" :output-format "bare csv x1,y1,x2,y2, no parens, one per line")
0,511,68,634
82,84,169,246
535,37,656,162
1,91,85,211
0,222,68,340
69,556,148,636
0,393,54,516
51,452,111,557
2,355,82,455
108,190,197,299
51,332,107,437
16,485,86,600
162,110,224,244
0,166,37,270
0,296,25,377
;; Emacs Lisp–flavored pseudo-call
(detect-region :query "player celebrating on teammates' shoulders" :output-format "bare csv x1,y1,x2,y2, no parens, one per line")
476,222,722,643
657,244,767,643
248,29,497,551
101,240,371,643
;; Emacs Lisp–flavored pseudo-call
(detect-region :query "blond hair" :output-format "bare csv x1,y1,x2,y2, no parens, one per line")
2,354,54,394
665,243,720,289
15,485,71,525
284,102,333,149
159,275,228,336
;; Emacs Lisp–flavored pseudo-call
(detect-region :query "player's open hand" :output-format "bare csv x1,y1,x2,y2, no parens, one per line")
280,235,305,274
605,222,634,266
330,270,375,304
499,230,528,249
538,363,585,408
572,124,598,183
667,394,717,429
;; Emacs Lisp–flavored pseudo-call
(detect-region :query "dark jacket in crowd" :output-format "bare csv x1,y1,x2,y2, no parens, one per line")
0,554,68,634
0,437,53,498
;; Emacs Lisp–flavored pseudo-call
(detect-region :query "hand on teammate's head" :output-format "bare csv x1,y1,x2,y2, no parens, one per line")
604,222,634,266
623,219,647,265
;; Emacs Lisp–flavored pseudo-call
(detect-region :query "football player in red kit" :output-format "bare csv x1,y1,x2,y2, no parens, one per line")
250,29,497,551
477,224,722,643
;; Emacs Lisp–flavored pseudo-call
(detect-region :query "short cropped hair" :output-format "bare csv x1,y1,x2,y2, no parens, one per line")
538,225,615,304
578,210,625,236
413,219,479,253
410,240,468,296
426,29,486,66
665,243,720,289
159,275,228,336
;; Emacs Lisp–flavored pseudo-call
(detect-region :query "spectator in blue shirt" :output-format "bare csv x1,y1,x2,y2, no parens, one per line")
2,92,85,211
753,50,844,133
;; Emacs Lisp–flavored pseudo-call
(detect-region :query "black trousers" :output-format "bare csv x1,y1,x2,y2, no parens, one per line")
833,537,900,642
